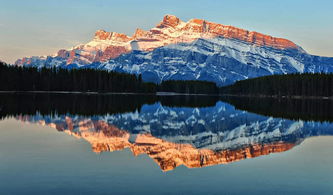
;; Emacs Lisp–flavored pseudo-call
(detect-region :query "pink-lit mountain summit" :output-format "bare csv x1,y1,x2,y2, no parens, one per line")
15,15,333,86
16,15,300,66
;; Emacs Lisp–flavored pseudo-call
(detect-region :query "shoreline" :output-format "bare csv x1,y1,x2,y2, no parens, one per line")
221,94,333,100
0,91,219,96
0,91,333,100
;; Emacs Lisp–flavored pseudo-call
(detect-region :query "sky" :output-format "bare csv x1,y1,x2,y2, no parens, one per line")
0,0,332,63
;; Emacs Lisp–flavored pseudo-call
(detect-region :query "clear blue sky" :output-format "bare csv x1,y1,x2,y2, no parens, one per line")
0,0,332,63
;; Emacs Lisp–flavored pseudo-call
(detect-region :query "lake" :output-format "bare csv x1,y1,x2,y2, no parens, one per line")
0,93,332,194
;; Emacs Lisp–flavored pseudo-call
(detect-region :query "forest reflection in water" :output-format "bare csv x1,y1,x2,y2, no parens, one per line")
1,93,333,171
1,93,333,122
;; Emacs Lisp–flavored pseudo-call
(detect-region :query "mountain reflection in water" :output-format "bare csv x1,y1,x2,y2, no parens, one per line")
2,93,333,171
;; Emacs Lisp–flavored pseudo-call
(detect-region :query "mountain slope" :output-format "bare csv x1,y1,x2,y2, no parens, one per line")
97,37,333,85
14,15,333,86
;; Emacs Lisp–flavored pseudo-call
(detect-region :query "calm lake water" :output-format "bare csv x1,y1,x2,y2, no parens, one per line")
0,93,332,194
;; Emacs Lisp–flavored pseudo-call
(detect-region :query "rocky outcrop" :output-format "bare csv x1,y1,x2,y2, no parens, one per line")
157,14,182,28
94,30,132,42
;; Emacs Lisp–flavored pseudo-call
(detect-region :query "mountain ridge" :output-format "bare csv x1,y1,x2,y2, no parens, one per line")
15,15,302,66
14,15,333,86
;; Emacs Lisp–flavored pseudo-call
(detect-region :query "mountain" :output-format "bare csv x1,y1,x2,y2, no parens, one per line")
15,101,333,171
15,15,333,86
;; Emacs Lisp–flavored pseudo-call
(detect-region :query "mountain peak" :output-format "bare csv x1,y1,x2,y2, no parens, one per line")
158,14,183,28
94,29,110,40
94,30,131,42
16,15,305,69
133,28,150,39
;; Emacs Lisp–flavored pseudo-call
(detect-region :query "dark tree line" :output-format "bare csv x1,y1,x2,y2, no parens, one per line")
0,93,220,120
0,62,220,94
0,93,157,119
2,93,333,123
220,73,333,97
158,80,219,94
0,62,156,93
2,61,333,97
222,96,333,123
158,95,219,108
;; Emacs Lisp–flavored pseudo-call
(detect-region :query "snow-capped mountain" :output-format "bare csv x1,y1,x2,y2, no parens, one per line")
15,15,333,86
16,101,333,171
17,101,333,152
97,37,333,85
